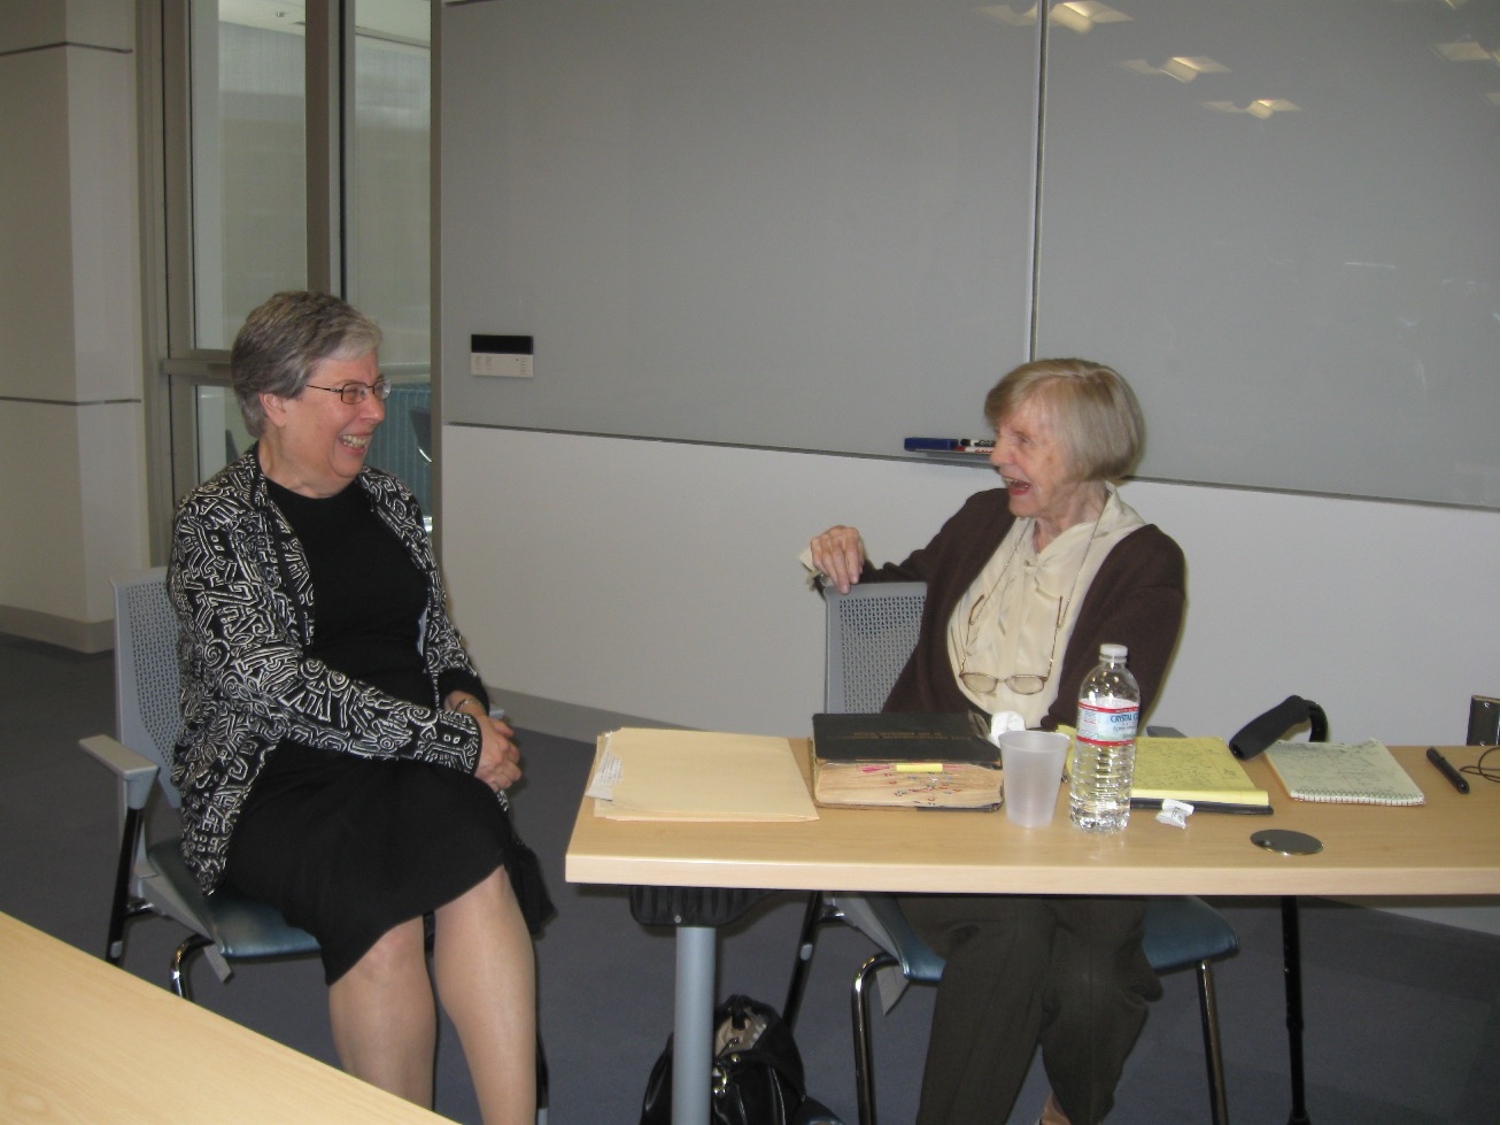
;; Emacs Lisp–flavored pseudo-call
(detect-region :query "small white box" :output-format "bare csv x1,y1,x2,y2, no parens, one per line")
471,352,533,378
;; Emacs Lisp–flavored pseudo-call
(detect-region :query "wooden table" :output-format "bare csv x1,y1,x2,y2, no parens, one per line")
0,912,445,1123
566,743,1498,1124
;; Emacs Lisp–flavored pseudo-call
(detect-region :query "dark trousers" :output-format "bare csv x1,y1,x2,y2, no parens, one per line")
901,894,1161,1125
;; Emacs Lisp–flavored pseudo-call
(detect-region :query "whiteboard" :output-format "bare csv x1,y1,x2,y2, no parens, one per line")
439,0,1498,508
438,1,1040,458
1035,0,1498,507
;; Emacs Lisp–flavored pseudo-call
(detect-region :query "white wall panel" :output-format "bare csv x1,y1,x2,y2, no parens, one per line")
442,427,1498,748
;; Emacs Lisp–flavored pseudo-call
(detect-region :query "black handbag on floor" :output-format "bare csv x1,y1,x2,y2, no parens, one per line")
640,994,825,1125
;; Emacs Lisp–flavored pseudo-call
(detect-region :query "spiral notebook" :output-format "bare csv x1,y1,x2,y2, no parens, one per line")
1263,739,1426,806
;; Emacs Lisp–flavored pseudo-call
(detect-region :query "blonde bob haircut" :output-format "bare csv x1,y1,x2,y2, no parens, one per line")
983,358,1145,482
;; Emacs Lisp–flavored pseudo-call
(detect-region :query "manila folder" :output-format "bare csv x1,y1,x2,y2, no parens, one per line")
594,727,819,821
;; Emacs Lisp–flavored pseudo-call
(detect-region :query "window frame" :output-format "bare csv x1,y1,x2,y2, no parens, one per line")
143,0,435,558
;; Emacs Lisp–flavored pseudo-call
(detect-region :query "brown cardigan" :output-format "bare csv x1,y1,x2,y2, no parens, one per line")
861,488,1186,730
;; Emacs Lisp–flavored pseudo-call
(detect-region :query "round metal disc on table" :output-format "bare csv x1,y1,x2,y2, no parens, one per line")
1251,828,1323,855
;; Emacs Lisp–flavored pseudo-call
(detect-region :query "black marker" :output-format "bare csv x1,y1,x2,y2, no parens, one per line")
1129,798,1273,815
1426,747,1469,794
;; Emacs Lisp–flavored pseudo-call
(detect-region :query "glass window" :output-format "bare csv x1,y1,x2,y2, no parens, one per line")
350,0,432,515
160,0,433,523
190,0,308,350
350,0,431,367
194,384,254,479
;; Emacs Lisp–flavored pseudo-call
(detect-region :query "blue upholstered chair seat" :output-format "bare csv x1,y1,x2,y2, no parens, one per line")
850,891,1240,987
145,839,319,962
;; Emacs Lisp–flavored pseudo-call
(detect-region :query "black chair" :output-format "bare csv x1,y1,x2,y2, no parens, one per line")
786,582,1240,1125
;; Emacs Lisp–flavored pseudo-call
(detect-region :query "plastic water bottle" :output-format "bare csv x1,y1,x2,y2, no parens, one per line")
1069,643,1140,832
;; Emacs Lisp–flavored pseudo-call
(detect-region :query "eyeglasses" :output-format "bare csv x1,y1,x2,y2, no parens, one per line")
961,667,1053,696
305,378,392,404
956,499,1108,700
958,594,1063,696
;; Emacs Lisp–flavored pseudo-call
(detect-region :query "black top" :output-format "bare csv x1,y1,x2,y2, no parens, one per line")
267,479,430,706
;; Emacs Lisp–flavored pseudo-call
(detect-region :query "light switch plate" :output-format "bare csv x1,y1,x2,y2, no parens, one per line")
470,334,535,378
471,352,532,378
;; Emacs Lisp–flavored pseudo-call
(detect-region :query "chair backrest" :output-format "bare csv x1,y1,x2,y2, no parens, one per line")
824,582,927,714
113,567,184,807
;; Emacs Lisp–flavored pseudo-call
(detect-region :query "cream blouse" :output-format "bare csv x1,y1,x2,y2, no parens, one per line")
947,487,1146,726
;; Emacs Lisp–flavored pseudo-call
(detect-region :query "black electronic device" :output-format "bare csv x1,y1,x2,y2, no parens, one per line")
1466,695,1498,747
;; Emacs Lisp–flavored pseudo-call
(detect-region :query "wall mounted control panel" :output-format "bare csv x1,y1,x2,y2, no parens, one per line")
470,334,534,378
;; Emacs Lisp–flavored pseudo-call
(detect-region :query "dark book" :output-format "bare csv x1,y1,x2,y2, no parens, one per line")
811,712,1002,810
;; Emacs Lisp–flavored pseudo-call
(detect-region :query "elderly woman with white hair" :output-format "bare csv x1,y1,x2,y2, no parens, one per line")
807,358,1186,1125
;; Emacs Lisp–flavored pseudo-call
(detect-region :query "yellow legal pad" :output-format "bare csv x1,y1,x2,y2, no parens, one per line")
1130,737,1271,807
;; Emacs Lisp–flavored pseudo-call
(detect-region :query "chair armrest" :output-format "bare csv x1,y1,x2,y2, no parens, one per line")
79,734,158,810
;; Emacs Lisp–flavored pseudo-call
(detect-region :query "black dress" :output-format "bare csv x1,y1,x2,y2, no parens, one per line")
223,481,518,984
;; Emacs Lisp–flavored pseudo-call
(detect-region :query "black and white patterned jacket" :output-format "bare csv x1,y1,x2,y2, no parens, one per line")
167,447,488,894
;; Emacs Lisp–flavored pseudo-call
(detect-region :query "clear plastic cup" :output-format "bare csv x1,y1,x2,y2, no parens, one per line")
999,730,1070,828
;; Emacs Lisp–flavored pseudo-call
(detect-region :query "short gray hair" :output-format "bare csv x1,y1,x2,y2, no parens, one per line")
983,358,1145,481
231,291,383,437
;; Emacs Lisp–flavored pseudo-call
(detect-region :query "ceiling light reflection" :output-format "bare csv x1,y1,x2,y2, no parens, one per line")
1053,2,1132,34
1120,56,1229,82
1433,39,1499,63
1204,99,1300,118
975,4,1037,27
975,3,1132,33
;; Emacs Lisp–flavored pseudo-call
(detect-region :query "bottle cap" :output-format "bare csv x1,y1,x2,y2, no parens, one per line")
1100,643,1127,661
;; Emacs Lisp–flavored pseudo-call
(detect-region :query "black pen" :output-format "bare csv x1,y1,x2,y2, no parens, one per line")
1129,798,1274,815
1426,747,1469,794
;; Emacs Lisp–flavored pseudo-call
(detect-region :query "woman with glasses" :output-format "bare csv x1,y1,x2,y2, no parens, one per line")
168,290,549,1125
805,358,1184,1125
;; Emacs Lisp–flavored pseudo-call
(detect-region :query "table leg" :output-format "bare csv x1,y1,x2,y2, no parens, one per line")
672,924,716,1125
1281,895,1311,1125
